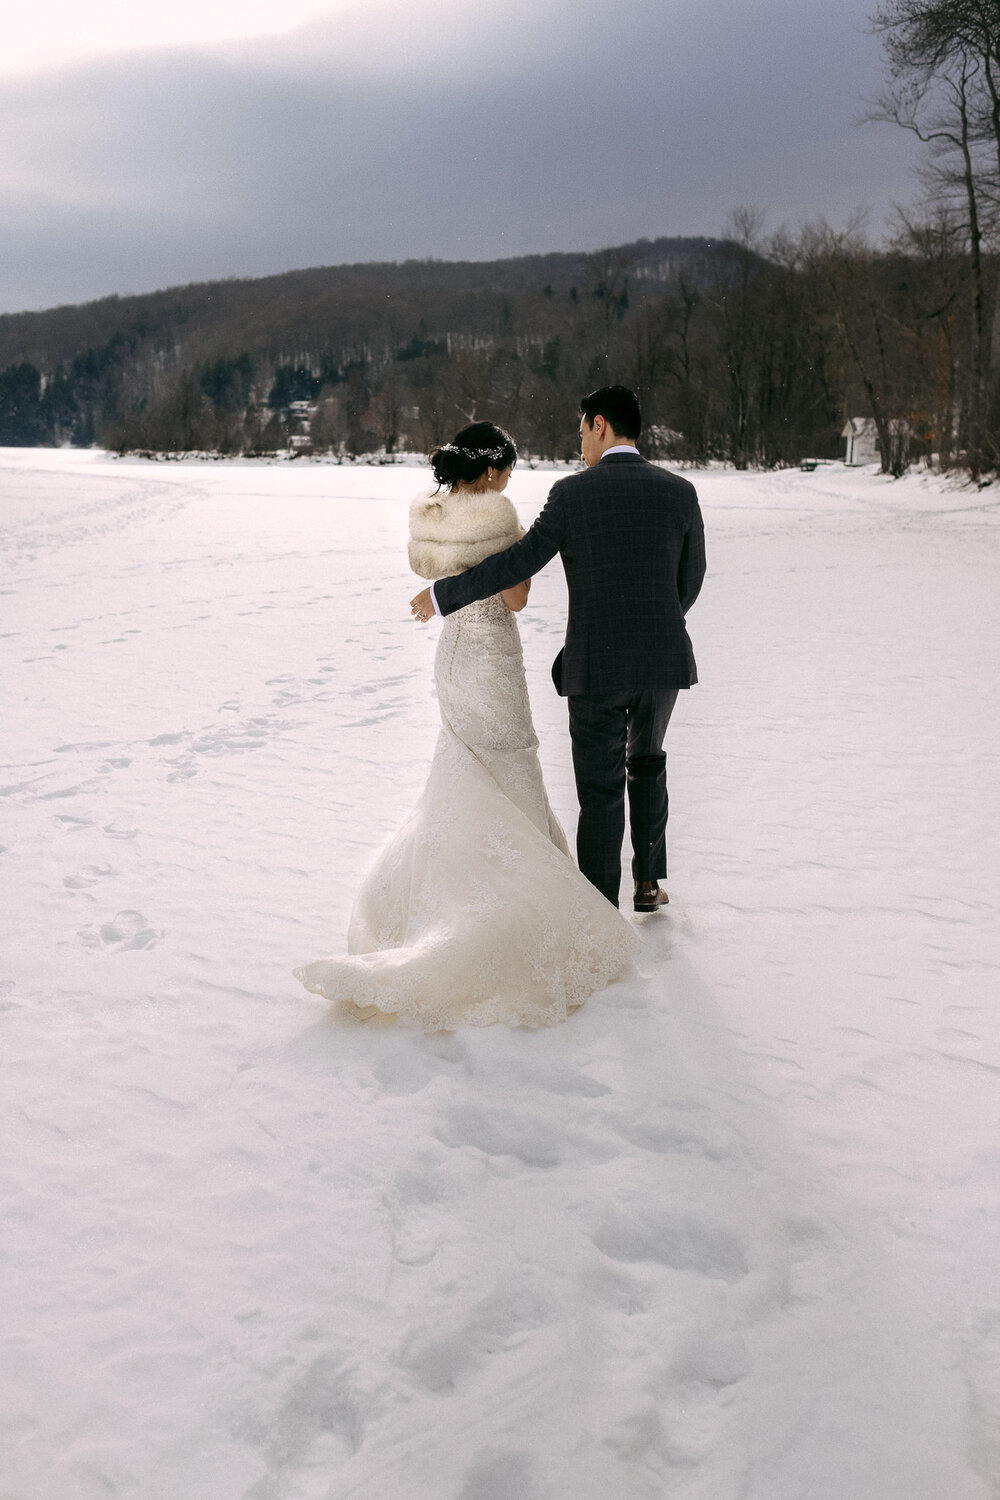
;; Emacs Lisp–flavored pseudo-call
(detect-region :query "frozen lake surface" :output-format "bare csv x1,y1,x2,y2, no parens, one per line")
1,447,998,1499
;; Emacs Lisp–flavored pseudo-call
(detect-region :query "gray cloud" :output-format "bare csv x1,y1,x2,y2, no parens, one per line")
0,0,921,313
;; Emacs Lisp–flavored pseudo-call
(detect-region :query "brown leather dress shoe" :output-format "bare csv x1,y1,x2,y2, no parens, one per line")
633,880,669,912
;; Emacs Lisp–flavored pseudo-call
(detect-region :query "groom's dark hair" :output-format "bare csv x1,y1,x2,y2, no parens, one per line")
580,385,641,441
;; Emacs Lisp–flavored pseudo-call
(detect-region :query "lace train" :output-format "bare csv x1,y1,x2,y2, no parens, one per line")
294,595,637,1029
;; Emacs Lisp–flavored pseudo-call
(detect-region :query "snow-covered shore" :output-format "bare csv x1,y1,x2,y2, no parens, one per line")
2,447,998,1498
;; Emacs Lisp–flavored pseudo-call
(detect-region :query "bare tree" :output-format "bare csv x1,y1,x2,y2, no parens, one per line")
870,0,1000,469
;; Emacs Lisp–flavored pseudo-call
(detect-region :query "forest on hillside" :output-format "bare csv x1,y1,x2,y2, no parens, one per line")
4,1,1000,475
0,224,978,472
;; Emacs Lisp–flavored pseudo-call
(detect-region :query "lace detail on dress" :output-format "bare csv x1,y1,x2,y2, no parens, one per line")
294,588,637,1030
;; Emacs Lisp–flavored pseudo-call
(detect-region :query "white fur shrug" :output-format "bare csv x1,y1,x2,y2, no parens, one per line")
408,489,524,579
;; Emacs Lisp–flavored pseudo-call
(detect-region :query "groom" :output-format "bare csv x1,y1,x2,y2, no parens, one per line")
410,385,706,912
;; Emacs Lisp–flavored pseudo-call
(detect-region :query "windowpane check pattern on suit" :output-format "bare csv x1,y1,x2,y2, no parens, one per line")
432,453,707,906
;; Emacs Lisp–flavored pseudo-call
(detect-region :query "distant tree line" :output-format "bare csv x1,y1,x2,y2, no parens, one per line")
9,0,1000,493
0,226,984,474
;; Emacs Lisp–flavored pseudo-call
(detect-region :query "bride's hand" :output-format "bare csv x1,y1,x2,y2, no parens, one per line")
501,579,530,612
410,586,434,623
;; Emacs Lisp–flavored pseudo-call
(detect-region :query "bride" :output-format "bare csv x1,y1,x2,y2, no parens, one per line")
294,422,637,1030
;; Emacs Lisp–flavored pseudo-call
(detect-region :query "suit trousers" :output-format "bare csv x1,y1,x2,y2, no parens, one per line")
567,688,680,907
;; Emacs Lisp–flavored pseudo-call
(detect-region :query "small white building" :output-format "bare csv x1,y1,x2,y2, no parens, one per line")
287,400,316,423
842,417,880,465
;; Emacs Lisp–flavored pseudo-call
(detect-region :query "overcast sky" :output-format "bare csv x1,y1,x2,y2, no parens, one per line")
0,0,921,315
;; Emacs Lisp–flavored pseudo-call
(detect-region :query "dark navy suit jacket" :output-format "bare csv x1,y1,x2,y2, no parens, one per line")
432,452,706,696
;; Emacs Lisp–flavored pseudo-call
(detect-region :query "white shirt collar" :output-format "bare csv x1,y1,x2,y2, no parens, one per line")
601,444,640,459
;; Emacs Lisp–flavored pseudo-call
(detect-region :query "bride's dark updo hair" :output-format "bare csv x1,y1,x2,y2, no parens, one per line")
430,421,517,491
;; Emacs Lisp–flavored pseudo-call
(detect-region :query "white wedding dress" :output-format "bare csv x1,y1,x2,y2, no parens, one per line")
293,488,637,1030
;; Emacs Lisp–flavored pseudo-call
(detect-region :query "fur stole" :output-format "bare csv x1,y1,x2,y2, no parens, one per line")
408,489,524,579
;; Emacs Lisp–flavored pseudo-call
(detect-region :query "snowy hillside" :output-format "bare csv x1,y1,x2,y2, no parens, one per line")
1,448,998,1499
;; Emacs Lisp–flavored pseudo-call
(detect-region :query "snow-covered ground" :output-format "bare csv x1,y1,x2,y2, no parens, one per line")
1,447,998,1500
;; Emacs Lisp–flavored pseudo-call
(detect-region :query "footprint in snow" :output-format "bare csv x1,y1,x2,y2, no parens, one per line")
591,1201,750,1282
103,819,138,840
165,756,198,782
497,1055,611,1099
401,1285,552,1394
935,1026,982,1049
581,1260,650,1316
78,910,161,951
370,1033,470,1095
458,1447,547,1500
609,1107,739,1166
604,1405,694,1472
605,1334,751,1478
433,1102,616,1169
63,863,114,890
666,1330,750,1391
235,1351,366,1488
191,718,286,756
37,781,101,801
